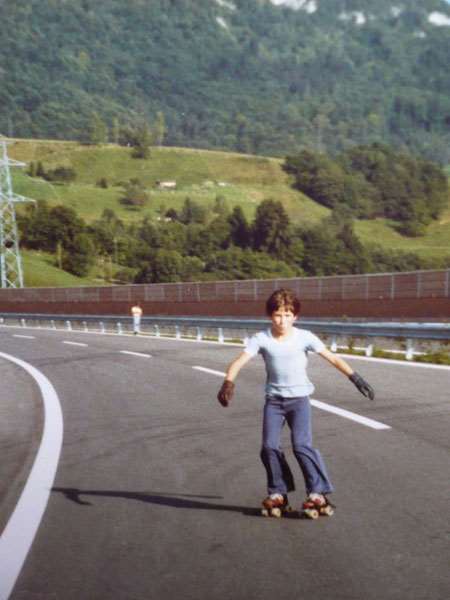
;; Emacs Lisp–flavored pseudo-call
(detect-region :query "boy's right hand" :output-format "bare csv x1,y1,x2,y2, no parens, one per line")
217,380,235,407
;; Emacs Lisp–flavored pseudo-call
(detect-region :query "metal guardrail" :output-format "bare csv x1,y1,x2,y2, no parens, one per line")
1,313,449,360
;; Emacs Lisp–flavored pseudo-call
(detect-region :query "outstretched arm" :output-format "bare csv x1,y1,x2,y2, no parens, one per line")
217,351,253,407
318,348,375,400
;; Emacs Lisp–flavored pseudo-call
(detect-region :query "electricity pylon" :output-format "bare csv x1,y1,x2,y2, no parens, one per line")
0,137,34,288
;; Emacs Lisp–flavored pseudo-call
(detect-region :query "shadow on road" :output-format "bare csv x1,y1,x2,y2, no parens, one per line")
51,487,269,517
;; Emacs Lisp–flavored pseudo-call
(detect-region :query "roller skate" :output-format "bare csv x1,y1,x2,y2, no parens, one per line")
302,493,335,519
261,493,291,518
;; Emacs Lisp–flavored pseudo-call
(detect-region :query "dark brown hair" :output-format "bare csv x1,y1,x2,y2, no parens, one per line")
265,288,301,316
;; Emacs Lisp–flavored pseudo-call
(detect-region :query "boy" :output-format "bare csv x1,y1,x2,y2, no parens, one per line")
217,288,374,518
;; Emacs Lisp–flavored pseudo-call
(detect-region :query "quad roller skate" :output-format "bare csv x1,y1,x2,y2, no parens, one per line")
261,493,291,518
302,493,335,519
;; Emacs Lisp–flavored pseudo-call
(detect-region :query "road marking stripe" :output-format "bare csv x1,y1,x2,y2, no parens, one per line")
336,353,450,371
192,366,391,430
0,352,64,600
310,399,390,430
120,350,152,358
62,340,88,347
12,334,35,339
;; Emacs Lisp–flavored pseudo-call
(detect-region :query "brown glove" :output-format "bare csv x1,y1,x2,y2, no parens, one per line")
217,380,235,407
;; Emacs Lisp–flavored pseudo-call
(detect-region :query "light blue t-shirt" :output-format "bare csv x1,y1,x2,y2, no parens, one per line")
244,327,326,398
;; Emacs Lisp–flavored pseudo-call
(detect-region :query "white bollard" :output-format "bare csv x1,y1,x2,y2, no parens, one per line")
218,328,224,344
330,336,337,353
175,325,181,340
117,322,123,334
406,339,414,361
100,322,105,334
66,320,72,331
51,320,56,330
155,325,160,338
365,342,373,357
21,318,26,328
196,327,202,341
83,321,88,332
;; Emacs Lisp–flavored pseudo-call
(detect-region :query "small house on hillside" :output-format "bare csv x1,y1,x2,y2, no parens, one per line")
156,180,177,190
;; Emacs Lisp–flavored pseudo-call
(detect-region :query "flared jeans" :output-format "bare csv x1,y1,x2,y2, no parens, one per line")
260,395,334,496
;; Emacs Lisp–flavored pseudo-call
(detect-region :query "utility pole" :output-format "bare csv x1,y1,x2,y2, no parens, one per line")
0,137,34,288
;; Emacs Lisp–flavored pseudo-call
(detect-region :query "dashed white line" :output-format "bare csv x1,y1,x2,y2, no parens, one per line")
192,365,391,431
12,334,35,339
120,350,152,358
0,352,64,600
62,341,88,347
310,399,390,430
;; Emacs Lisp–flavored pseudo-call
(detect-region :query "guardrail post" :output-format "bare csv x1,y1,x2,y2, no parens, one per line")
406,339,414,361
218,327,224,344
100,322,105,334
21,318,26,328
65,320,72,331
175,325,181,339
365,341,373,357
330,336,337,353
117,322,122,335
196,327,202,341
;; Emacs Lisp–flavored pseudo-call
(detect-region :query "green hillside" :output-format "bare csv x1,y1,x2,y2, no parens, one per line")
9,140,328,226
5,139,450,287
1,0,449,163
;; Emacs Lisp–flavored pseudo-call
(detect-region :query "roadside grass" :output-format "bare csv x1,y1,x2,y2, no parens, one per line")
21,250,105,287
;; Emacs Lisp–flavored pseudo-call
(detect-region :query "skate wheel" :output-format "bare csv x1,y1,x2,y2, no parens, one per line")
303,508,319,520
320,505,334,517
261,508,270,517
271,508,282,518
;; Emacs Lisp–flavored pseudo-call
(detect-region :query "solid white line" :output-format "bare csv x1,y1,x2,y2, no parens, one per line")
119,350,152,358
12,335,35,340
0,352,64,600
62,341,88,347
193,366,391,430
310,399,391,430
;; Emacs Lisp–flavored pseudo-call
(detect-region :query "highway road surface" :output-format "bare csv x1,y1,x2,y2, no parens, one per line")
0,326,449,600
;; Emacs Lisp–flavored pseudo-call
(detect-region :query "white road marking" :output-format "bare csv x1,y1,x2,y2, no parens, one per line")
0,352,64,600
62,340,88,347
337,353,450,371
310,399,390,430
120,350,152,358
12,334,35,339
193,366,391,430
193,366,227,377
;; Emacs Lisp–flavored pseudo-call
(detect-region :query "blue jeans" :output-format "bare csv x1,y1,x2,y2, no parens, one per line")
260,395,334,496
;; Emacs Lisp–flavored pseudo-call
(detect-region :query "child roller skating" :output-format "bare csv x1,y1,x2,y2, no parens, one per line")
217,288,375,520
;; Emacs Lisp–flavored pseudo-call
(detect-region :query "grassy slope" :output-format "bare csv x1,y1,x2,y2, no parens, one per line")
6,139,450,287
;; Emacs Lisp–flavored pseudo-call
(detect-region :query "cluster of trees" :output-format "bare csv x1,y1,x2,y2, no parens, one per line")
1,0,449,163
284,144,449,236
17,196,449,284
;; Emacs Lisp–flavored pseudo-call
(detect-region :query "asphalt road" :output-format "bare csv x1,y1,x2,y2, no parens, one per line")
0,326,449,600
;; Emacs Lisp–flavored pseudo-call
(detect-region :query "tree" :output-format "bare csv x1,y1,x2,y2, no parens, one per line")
61,233,95,277
88,112,108,145
228,205,250,248
153,111,166,147
131,121,152,159
252,199,291,260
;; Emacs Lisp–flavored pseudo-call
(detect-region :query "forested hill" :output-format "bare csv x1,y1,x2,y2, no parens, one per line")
1,0,450,162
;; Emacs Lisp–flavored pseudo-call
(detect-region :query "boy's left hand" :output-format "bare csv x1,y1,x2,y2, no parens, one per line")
349,372,375,400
